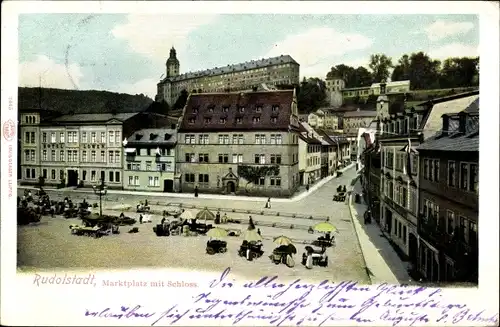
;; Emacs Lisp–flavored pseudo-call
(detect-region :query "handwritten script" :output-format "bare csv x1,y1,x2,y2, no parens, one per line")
84,268,498,326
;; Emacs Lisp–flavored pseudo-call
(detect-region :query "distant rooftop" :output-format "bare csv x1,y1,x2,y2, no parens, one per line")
126,128,177,146
51,112,139,123
160,55,299,84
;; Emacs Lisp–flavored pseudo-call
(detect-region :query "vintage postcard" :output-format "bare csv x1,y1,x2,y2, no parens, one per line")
1,1,499,326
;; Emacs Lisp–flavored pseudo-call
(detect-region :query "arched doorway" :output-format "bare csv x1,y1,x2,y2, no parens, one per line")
227,181,236,193
408,233,418,266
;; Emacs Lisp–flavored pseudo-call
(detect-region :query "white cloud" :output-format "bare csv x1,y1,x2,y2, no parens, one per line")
19,55,84,89
264,27,373,78
428,43,479,61
423,20,474,41
111,14,218,61
114,78,158,99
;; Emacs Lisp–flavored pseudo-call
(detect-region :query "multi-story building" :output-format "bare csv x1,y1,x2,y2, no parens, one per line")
307,109,339,130
343,110,378,135
176,90,301,197
325,76,345,107
19,110,171,189
376,90,479,278
297,122,322,185
123,128,178,192
341,80,411,101
156,47,300,106
416,106,479,284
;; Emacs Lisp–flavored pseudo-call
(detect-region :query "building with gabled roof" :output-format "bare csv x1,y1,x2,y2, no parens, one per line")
176,89,301,197
156,47,300,106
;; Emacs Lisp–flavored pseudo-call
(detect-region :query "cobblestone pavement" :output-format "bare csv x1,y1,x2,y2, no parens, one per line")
17,167,371,283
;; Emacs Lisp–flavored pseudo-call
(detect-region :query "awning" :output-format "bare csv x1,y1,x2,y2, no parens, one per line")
125,148,136,153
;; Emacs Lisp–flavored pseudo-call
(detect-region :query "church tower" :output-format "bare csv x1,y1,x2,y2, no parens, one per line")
166,47,180,78
375,80,390,139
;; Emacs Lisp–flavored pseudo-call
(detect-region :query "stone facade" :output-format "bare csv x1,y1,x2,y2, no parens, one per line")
176,90,301,198
157,48,300,106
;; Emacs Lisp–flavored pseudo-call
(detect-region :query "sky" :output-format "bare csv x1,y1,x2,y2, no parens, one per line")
18,14,479,99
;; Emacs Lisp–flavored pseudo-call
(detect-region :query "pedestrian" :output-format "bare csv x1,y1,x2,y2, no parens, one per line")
215,211,221,224
257,228,261,236
139,214,143,224
306,184,310,192
194,186,199,198
265,197,271,209
145,199,148,207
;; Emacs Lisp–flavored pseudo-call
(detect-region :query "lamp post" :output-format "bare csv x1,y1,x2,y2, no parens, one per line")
92,179,107,217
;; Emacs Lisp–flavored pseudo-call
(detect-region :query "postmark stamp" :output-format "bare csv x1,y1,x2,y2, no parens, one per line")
3,119,15,142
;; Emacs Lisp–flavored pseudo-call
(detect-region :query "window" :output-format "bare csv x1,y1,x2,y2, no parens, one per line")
204,118,212,124
51,132,56,143
271,117,277,123
409,187,417,214
185,134,195,144
232,134,244,144
236,118,242,124
30,132,35,143
188,118,195,124
43,150,47,161
386,151,394,169
232,154,243,163
59,150,63,161
222,106,229,113
469,163,478,193
100,151,105,162
101,132,106,143
115,172,120,183
50,169,56,180
433,160,439,182
90,151,96,162
58,132,64,143
253,117,260,123
256,177,265,186
403,226,407,244
270,134,283,144
468,221,477,245
61,170,65,180
401,187,408,208
82,132,87,143
255,154,266,164
109,151,114,163
460,163,468,190
255,134,266,144
185,153,195,162
423,159,428,179
198,174,209,183
218,135,229,144
109,131,114,144
270,154,282,164
115,151,120,163
24,150,29,162
448,161,456,187
447,211,455,235
272,105,279,112
109,171,114,182
69,131,77,143
91,132,96,143
148,176,160,187
218,154,229,163
199,134,209,144
146,161,152,171
199,154,209,163
134,176,139,186
42,132,47,143
115,131,120,144
24,132,30,143
184,173,195,183
270,177,281,186
42,169,47,179
82,151,87,162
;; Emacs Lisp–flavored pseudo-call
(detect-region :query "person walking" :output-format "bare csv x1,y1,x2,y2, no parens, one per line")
257,228,261,236
139,214,143,224
265,198,271,209
194,186,199,198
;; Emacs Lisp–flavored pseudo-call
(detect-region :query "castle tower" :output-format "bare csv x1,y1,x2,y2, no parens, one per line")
166,47,180,78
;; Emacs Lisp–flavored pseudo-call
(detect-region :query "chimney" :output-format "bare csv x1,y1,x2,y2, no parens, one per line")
458,112,467,134
441,114,449,136
380,81,387,95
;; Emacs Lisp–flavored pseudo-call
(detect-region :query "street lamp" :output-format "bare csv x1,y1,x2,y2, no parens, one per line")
92,179,107,217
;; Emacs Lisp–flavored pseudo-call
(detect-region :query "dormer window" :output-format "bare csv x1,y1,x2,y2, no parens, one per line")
239,107,245,113
271,117,277,123
188,118,195,124
222,106,229,113
253,117,260,123
192,107,199,114
236,118,242,124
204,118,212,124
135,134,143,141
256,106,262,113
219,118,227,124
272,105,279,112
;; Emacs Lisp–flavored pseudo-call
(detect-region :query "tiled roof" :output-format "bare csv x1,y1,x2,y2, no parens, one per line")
418,113,479,152
297,122,322,144
344,110,378,118
51,112,139,123
178,90,295,132
160,55,299,83
126,128,177,146
421,94,479,140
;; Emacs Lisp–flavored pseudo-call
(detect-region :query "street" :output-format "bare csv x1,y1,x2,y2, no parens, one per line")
17,167,371,283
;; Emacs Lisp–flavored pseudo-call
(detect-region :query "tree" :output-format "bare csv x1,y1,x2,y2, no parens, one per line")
391,54,411,82
297,78,328,112
369,54,393,83
237,165,280,192
440,57,479,88
408,52,441,90
173,89,189,109
352,67,373,87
